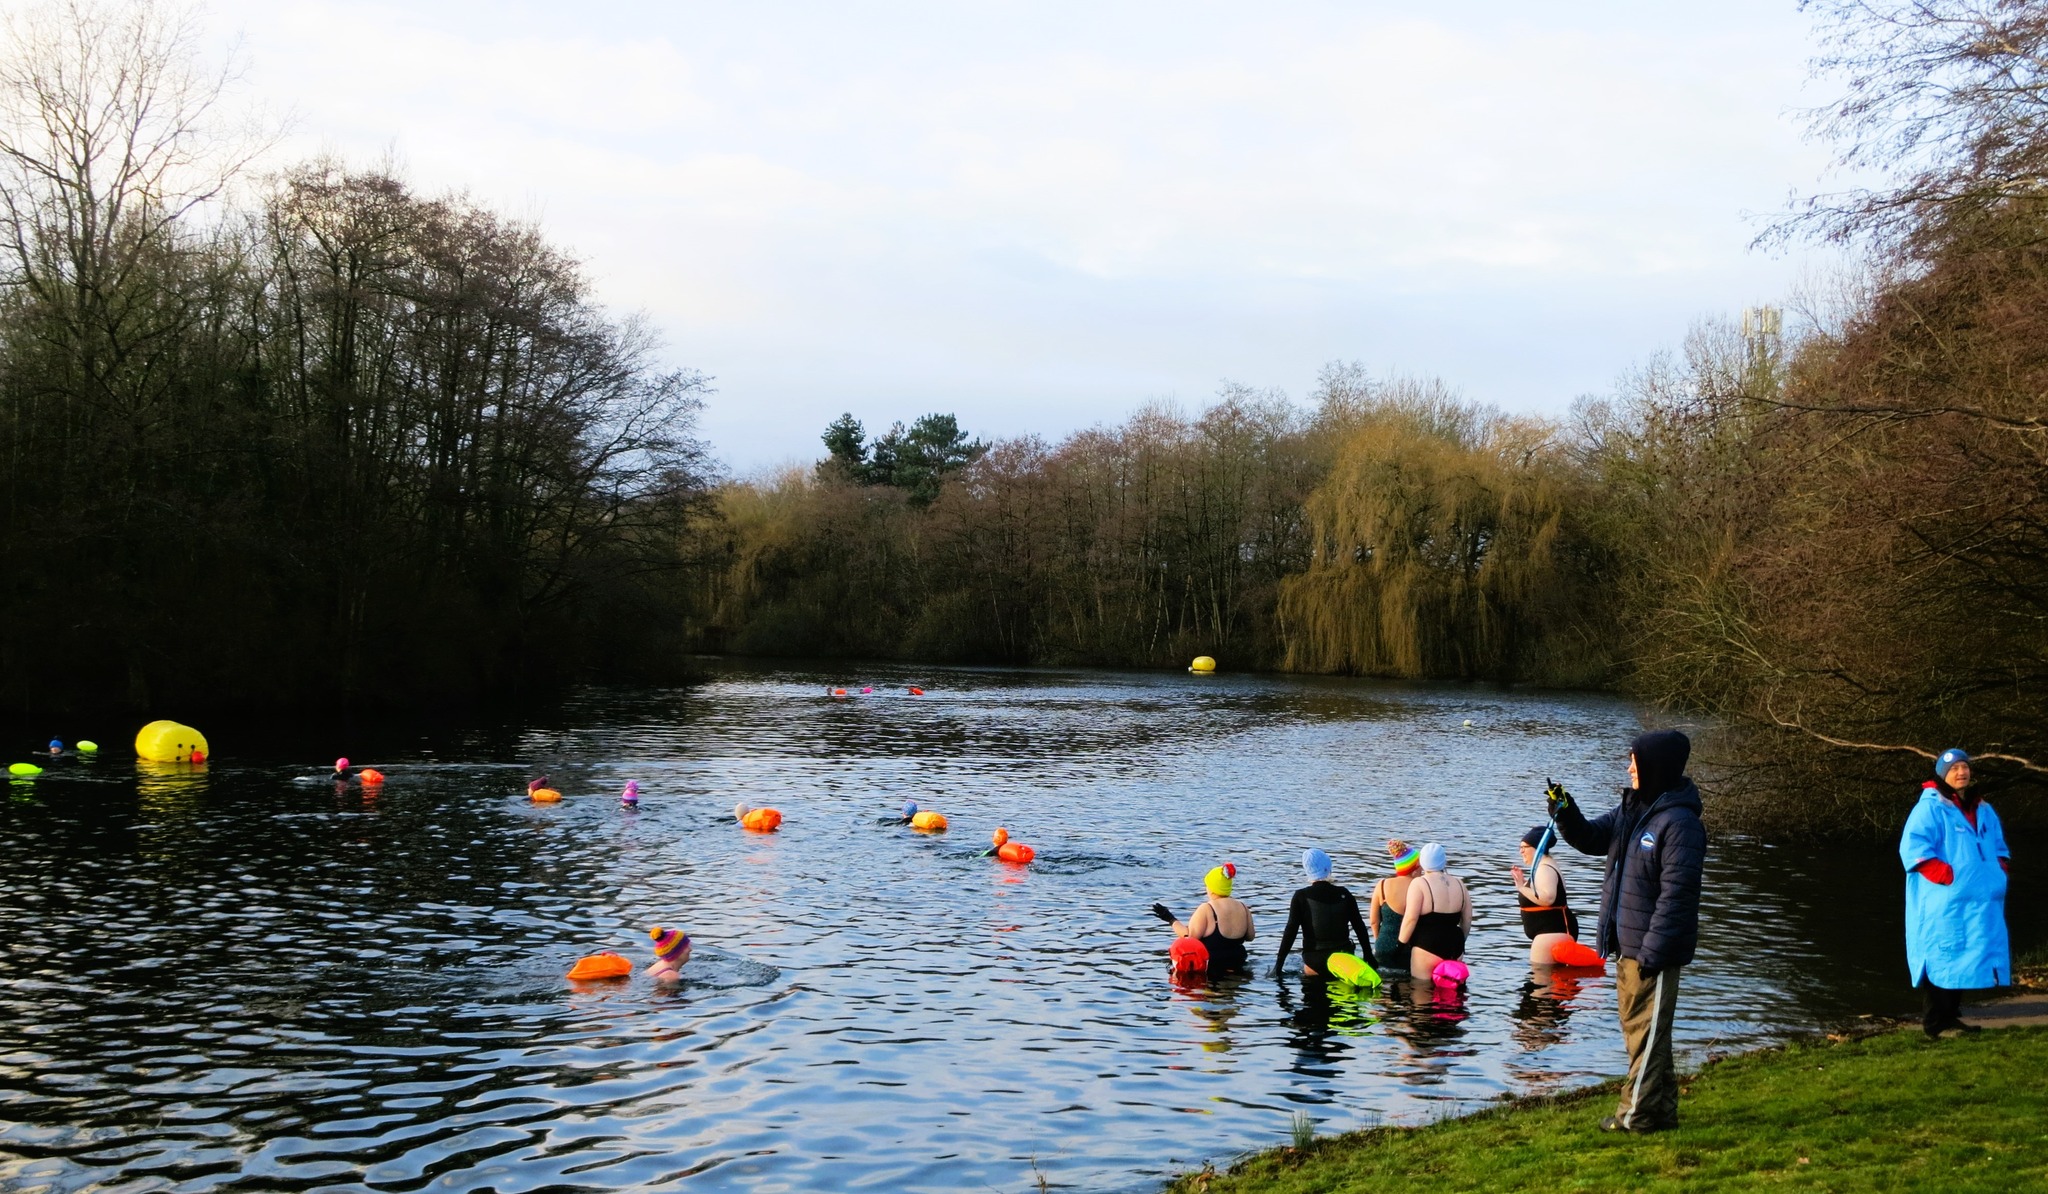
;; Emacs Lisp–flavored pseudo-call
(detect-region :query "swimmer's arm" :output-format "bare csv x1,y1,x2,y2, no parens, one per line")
1458,881,1472,936
1274,892,1303,970
1242,906,1254,943
1367,880,1382,939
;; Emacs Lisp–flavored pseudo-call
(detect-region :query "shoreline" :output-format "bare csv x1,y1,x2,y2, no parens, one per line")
1170,983,2048,1193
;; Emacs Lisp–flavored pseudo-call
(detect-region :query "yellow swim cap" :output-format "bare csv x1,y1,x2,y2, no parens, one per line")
1204,862,1236,897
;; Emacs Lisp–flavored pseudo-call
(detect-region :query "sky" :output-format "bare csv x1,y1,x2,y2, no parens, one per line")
205,0,1849,470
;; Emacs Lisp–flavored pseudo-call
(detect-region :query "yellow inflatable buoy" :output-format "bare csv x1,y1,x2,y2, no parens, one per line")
134,721,208,763
9,763,42,777
76,740,98,753
1189,656,1217,674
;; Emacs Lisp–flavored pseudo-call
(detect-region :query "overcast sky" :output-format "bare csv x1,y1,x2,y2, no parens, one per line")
209,0,1845,470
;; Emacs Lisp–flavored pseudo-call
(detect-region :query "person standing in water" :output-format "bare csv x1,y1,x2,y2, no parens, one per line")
1272,848,1373,978
1152,864,1255,975
1901,748,2011,1038
1369,840,1420,973
1549,728,1705,1134
1512,824,1580,967
1398,843,1470,979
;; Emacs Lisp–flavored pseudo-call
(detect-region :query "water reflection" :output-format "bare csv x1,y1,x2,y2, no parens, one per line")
0,662,2037,1193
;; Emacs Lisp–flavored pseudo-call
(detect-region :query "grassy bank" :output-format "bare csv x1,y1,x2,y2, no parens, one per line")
1172,1026,2048,1192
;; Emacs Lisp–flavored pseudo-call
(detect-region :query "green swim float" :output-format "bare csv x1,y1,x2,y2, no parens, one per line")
1324,951,1380,988
8,763,43,777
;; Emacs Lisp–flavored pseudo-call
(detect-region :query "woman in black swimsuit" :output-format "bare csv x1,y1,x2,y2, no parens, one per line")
1273,847,1372,978
1152,863,1255,974
1512,823,1579,966
1399,842,1471,979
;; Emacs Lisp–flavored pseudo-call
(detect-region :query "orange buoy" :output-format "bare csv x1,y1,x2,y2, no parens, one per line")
1550,939,1605,968
910,810,948,832
830,688,848,699
992,827,1035,864
531,788,563,803
1170,935,1210,976
566,952,633,980
908,687,925,696
736,803,782,832
358,768,385,786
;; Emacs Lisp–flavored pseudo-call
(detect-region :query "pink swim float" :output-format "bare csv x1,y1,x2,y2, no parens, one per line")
1432,959,1470,987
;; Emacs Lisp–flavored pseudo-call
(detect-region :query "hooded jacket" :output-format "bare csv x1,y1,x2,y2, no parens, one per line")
1555,729,1707,972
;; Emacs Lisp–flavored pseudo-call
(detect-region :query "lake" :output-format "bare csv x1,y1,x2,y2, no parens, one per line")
1,662,2035,1192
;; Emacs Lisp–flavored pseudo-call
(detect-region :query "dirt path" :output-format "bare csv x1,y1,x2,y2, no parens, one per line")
1972,992,2048,1029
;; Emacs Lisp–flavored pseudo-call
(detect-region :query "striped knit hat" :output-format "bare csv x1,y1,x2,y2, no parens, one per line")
1392,847,1422,876
649,926,691,960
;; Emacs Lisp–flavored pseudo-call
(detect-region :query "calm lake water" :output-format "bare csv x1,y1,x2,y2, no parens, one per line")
2,663,2039,1193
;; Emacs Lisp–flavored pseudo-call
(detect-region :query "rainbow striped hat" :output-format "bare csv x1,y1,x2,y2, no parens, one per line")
1392,848,1422,876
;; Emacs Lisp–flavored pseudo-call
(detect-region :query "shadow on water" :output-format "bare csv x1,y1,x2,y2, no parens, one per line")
0,659,2039,1193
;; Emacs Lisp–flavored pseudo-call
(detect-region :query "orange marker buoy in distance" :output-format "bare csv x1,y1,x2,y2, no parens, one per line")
908,687,925,696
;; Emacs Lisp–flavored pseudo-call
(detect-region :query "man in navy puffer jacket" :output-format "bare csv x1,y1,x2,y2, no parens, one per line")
1550,728,1706,1133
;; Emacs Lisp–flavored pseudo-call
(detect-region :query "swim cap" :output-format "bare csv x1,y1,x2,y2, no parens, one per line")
1419,843,1447,872
48,739,61,751
649,926,691,960
1392,847,1421,875
901,800,919,818
529,775,548,793
1303,848,1332,881
1204,862,1236,897
1521,825,1548,848
1936,748,1970,778
735,802,751,820
622,781,639,804
335,757,349,771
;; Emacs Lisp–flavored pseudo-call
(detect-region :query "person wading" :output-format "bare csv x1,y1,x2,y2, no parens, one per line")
1900,748,2012,1038
1548,729,1705,1133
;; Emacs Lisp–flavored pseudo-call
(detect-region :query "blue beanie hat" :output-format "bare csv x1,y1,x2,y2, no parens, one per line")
1935,748,1969,778
901,800,919,818
1303,848,1333,881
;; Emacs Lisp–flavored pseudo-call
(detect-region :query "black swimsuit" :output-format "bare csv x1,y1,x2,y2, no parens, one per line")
1197,901,1250,974
1517,861,1577,939
1407,875,1467,961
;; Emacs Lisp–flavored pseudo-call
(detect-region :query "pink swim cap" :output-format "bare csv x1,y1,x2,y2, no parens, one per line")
335,757,349,770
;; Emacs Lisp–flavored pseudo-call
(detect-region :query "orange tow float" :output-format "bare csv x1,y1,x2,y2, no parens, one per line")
736,802,782,832
566,952,633,980
991,828,1034,864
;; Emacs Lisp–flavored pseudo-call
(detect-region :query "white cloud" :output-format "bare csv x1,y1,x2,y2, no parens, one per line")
204,0,1846,465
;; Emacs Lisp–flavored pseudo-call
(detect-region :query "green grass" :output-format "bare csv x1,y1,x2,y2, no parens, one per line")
1169,1027,2048,1193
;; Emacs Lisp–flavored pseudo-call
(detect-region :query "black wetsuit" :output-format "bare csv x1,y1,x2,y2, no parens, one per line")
1275,882,1372,975
1517,859,1578,939
1406,875,1467,961
1196,901,1251,974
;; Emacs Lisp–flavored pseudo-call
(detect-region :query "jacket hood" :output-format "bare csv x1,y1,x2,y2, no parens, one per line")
1631,729,1692,801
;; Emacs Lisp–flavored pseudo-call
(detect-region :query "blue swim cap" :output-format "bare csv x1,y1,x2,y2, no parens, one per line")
48,739,61,751
901,800,919,818
1935,748,1970,778
1303,848,1333,881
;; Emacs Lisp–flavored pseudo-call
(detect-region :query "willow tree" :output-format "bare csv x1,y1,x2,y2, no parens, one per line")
1278,384,1577,680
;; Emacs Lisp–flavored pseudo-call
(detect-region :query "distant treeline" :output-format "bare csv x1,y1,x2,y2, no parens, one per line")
0,5,710,713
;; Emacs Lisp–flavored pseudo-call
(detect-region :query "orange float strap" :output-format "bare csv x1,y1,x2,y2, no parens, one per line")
566,952,633,980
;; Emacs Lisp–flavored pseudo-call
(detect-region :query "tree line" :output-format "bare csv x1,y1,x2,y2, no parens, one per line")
0,2,711,714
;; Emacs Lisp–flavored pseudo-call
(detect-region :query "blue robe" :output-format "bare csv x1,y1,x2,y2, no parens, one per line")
1899,785,2011,988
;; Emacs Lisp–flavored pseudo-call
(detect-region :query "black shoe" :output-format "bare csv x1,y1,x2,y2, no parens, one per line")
1600,1116,1626,1132
1956,1020,1982,1033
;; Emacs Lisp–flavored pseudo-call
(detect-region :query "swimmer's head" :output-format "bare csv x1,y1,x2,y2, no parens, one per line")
622,781,639,804
48,739,62,752
993,828,1009,847
1420,843,1447,872
1392,846,1422,875
649,926,691,961
1302,848,1332,882
528,775,548,793
1204,862,1236,897
335,757,349,772
901,800,919,819
734,802,750,821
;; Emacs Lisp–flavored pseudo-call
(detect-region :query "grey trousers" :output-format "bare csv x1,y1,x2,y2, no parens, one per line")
1614,957,1682,1128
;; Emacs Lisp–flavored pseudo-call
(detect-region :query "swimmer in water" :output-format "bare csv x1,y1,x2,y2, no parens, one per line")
1399,843,1472,980
1152,864,1255,975
647,926,692,980
1512,823,1580,967
43,739,63,758
528,775,550,796
1369,839,1419,973
332,757,355,787
1273,847,1372,978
